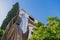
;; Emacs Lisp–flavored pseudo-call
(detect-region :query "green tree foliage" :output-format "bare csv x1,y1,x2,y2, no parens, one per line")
0,29,4,37
29,16,60,40
0,29,4,40
1,2,19,30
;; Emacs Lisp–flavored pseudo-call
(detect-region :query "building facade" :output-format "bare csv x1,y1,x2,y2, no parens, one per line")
1,9,38,40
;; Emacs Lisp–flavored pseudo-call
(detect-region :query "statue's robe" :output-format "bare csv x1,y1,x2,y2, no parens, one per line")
1,15,29,40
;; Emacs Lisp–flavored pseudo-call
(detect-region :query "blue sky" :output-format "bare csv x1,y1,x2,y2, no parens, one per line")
0,0,60,27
